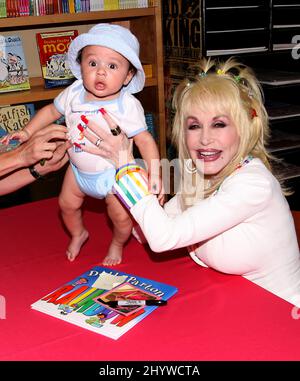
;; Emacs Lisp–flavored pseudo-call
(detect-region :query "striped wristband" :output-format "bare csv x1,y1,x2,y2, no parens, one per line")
113,164,150,209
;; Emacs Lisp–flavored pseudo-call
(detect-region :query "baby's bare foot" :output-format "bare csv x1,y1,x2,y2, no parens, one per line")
66,230,89,262
102,242,123,266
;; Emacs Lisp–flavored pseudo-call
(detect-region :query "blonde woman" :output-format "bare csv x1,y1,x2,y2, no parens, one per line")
81,57,300,308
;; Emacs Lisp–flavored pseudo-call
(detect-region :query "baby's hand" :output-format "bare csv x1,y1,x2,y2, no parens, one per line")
0,130,30,145
148,172,165,206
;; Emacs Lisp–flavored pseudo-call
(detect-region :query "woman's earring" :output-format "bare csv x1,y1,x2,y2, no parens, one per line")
185,158,197,174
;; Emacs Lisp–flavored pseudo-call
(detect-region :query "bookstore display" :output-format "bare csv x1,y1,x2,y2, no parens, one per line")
0,1,166,207
31,265,178,340
0,1,153,16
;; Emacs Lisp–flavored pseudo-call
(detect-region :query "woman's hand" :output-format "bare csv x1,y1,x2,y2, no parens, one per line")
78,110,134,168
16,124,68,168
35,139,72,176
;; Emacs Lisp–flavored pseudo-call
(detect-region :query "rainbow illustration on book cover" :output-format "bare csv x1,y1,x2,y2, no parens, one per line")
31,266,178,340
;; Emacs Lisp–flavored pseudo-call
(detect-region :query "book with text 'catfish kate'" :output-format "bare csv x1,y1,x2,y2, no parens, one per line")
0,35,30,93
31,265,178,340
36,30,78,89
0,103,35,135
0,103,35,153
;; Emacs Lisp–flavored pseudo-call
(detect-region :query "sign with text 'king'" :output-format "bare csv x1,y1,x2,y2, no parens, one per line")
163,0,202,63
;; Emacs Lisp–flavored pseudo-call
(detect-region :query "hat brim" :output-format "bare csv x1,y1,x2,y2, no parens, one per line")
68,34,145,94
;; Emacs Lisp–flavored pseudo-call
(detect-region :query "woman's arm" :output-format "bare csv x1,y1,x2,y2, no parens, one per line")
0,124,68,178
0,125,69,195
127,170,272,252
76,115,272,253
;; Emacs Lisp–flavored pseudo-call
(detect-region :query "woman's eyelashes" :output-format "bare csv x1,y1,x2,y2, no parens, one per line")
213,121,226,128
187,120,227,130
187,123,200,130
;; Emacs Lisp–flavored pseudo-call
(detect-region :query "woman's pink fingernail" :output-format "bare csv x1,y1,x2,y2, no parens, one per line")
99,108,106,115
77,124,84,132
80,115,89,124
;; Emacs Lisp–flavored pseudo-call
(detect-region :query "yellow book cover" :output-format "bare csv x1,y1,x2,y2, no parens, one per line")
104,0,119,10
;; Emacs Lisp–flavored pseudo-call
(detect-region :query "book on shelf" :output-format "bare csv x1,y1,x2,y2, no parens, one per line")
0,103,35,153
119,0,149,8
0,103,35,134
0,0,6,18
142,62,153,78
0,35,30,93
0,0,154,17
36,30,78,89
0,137,20,153
145,111,157,140
31,265,178,340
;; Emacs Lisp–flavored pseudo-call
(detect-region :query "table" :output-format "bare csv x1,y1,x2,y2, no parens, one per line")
1,197,300,362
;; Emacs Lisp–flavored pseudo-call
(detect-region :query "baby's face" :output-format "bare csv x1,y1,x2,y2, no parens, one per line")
80,45,134,101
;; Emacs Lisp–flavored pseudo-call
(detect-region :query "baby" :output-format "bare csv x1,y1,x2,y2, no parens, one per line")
2,24,163,265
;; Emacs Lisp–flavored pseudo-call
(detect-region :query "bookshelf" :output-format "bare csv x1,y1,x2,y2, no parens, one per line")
162,0,300,208
0,3,166,208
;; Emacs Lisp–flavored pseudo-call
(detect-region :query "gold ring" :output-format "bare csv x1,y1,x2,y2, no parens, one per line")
111,126,121,136
95,138,102,147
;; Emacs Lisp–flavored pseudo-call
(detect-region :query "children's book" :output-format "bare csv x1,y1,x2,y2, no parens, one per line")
36,30,78,89
0,103,35,153
31,266,178,340
0,138,20,153
0,35,30,93
0,103,35,135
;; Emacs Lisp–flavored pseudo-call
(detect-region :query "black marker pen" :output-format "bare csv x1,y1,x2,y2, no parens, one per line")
98,299,167,307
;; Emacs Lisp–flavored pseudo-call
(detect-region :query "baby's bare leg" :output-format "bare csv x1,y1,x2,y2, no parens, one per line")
104,193,133,266
58,165,89,262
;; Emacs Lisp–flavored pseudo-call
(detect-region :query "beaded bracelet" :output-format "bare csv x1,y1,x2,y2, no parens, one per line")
113,164,150,209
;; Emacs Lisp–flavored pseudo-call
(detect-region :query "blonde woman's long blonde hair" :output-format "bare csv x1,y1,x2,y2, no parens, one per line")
171,57,284,209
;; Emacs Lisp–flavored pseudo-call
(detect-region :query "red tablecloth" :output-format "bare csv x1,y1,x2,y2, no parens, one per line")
1,197,300,361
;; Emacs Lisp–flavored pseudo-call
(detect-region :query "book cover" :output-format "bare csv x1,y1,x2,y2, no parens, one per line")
0,35,30,93
0,103,35,135
31,265,178,340
36,30,78,89
0,138,20,153
145,111,157,140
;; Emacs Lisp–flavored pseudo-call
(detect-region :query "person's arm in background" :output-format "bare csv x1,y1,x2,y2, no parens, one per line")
0,124,70,195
